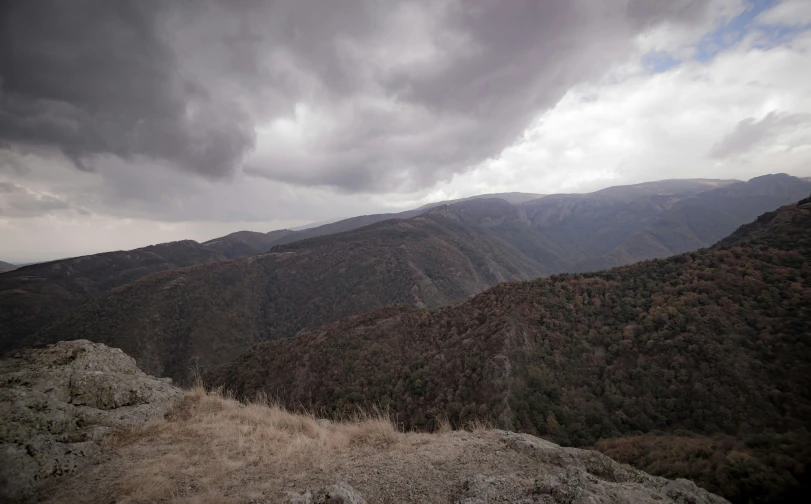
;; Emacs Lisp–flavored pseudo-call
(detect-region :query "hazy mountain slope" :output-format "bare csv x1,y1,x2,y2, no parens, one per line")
268,208,429,248
412,191,545,211
435,180,747,271
201,229,295,258
0,182,687,355
0,260,16,273
203,192,546,253
574,174,811,271
276,179,736,260
587,178,738,200
444,198,572,274
32,209,547,382
515,178,739,263
209,198,811,503
0,240,227,353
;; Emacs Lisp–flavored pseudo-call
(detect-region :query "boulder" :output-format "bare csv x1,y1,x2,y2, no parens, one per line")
452,430,729,503
0,340,183,503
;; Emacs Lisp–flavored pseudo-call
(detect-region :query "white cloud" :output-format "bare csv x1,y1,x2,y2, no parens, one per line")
417,26,811,202
757,0,811,27
634,0,745,58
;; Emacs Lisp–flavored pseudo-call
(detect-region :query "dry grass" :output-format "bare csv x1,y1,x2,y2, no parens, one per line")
109,386,401,504
41,387,510,504
462,418,493,434
434,414,453,434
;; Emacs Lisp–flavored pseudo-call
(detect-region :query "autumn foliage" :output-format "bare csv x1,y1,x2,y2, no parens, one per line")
209,198,811,503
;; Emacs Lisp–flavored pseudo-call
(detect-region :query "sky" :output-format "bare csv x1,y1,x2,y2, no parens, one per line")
1,0,811,263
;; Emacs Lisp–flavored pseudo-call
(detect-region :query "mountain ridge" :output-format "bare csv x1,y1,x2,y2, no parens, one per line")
0,240,228,353
25,209,549,381
4,175,809,377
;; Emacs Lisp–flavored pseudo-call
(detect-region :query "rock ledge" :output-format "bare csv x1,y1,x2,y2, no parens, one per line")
0,339,183,503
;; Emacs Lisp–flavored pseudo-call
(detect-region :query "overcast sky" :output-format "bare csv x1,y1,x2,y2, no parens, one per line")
1,0,810,262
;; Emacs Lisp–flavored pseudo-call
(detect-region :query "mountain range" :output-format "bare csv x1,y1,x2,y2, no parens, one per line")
208,194,811,503
3,175,810,374
0,191,546,354
202,191,546,256
1,174,810,503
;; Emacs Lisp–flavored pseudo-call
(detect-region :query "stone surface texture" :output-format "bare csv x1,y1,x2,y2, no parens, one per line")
0,339,183,503
287,432,729,504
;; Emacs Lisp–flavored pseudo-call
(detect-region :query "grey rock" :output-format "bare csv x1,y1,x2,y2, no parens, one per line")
457,474,536,504
287,490,313,504
454,431,730,504
290,482,366,504
0,340,183,503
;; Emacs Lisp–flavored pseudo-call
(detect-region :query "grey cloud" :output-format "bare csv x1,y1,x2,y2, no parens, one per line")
0,0,254,178
1,0,718,195
0,181,73,217
236,0,722,192
709,111,811,159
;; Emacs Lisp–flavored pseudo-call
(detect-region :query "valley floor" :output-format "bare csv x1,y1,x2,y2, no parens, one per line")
37,388,725,504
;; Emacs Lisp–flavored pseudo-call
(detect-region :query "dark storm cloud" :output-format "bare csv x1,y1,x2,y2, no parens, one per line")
1,0,718,193
0,0,254,178
240,0,722,192
709,111,811,159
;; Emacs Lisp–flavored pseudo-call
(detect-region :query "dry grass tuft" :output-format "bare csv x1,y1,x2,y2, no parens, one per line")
111,386,403,503
462,418,493,433
434,415,453,434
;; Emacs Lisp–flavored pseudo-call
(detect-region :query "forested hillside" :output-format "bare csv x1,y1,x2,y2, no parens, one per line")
4,176,806,357
0,240,227,352
209,196,811,503
29,209,547,381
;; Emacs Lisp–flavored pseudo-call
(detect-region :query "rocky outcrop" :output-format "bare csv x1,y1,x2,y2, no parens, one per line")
285,432,727,504
454,431,729,503
0,340,183,503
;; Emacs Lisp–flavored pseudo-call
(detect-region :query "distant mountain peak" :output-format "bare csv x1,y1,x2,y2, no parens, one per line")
748,172,794,182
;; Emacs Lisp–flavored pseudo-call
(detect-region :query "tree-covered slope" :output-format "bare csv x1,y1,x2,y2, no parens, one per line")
0,240,227,352
30,210,547,382
5,176,806,356
209,197,811,503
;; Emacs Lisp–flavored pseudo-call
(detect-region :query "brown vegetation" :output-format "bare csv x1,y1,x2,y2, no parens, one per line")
0,240,227,352
596,433,811,504
4,175,807,380
208,197,811,503
30,210,545,382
